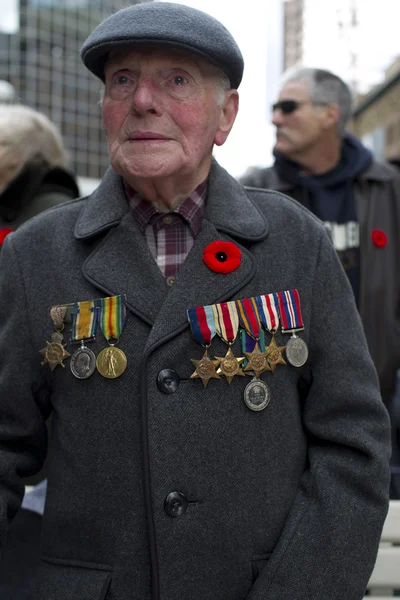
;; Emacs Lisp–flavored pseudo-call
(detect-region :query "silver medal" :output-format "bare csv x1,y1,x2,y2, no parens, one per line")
244,377,271,412
70,344,96,379
285,334,308,367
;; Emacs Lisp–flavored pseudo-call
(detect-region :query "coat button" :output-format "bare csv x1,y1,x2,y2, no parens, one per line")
157,369,180,394
164,491,188,517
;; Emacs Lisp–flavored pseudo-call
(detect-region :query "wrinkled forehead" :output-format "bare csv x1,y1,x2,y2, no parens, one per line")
105,45,214,76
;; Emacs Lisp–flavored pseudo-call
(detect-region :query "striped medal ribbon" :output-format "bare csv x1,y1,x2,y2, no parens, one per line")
236,297,270,378
96,295,127,379
70,300,97,379
187,305,221,387
212,301,245,384
276,289,308,368
255,292,286,373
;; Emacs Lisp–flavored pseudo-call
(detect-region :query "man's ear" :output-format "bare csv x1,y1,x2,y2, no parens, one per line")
322,103,340,130
214,90,239,147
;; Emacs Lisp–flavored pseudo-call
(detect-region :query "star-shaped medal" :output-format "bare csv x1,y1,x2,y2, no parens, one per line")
190,348,221,387
216,346,245,384
243,341,271,378
266,336,286,373
40,332,71,371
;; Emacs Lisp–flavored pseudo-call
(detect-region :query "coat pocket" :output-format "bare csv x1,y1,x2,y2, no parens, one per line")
34,558,112,600
250,553,271,584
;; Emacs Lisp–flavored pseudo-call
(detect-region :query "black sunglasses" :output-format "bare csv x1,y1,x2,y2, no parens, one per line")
271,100,305,114
272,100,327,115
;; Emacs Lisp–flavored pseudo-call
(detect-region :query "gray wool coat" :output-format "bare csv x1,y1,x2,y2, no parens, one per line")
0,160,391,600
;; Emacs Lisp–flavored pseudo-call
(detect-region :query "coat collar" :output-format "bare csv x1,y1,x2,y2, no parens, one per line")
75,160,269,346
75,160,269,242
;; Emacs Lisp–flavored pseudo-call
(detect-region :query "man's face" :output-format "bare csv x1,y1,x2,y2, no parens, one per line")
102,47,237,183
272,81,328,159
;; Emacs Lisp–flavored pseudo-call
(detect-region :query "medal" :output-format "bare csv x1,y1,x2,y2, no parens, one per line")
70,342,96,379
240,329,271,378
70,300,97,379
213,301,245,384
276,290,308,367
285,334,309,367
236,297,270,378
264,335,286,373
96,295,127,379
96,345,127,379
256,292,285,373
187,305,220,387
244,376,271,411
40,305,70,371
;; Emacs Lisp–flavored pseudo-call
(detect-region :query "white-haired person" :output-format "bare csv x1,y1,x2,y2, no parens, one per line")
0,103,79,240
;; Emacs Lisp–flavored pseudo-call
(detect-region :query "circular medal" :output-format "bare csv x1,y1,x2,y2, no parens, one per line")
244,378,271,412
285,336,308,367
70,346,96,379
96,346,127,379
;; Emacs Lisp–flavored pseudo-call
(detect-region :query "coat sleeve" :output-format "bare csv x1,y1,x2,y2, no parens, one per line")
0,236,50,552
246,229,391,600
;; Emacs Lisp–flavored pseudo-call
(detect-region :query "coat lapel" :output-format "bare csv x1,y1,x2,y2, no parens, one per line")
75,168,168,325
74,161,270,344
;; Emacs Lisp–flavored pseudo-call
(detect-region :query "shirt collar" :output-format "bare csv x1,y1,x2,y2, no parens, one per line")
124,179,207,237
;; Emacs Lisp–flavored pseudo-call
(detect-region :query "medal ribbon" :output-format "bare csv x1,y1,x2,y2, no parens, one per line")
97,295,126,341
256,293,280,333
212,301,239,343
187,305,216,346
71,300,97,341
235,297,261,340
276,289,304,332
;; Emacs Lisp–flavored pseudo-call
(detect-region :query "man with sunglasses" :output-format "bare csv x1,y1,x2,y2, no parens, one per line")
241,67,400,498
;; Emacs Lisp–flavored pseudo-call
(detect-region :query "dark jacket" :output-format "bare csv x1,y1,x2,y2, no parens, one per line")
241,160,400,399
0,161,79,230
0,161,390,600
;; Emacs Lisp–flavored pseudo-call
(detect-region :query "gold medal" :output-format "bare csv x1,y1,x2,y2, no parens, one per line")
243,341,271,378
96,345,127,379
190,348,221,387
265,336,286,373
216,346,245,384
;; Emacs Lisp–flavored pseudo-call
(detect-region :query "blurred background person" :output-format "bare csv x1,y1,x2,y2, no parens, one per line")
0,103,79,237
0,102,79,599
240,67,400,498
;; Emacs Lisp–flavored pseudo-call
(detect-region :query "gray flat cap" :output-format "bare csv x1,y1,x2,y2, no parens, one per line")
81,2,244,89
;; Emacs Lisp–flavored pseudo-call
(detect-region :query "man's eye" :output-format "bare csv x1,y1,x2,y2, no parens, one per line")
115,75,130,85
171,75,186,86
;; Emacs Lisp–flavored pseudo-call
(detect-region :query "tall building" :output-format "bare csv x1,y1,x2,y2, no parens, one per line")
282,0,400,95
283,0,303,72
0,0,151,183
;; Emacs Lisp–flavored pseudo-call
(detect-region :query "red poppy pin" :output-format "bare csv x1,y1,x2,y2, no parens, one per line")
203,240,242,274
0,227,13,246
371,229,388,248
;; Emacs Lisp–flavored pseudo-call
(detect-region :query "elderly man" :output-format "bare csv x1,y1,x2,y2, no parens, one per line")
241,67,400,498
0,5,391,600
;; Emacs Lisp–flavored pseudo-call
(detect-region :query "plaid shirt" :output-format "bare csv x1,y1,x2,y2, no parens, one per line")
125,181,207,283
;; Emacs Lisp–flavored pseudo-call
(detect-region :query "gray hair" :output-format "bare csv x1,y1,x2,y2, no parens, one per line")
0,104,68,193
282,67,353,136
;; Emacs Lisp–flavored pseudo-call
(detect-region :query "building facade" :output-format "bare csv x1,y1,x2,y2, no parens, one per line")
0,0,150,182
351,58,400,163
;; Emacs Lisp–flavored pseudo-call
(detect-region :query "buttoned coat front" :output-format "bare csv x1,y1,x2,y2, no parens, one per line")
0,161,391,600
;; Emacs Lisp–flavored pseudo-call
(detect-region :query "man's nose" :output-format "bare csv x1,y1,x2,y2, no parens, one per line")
272,108,284,127
130,79,159,114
